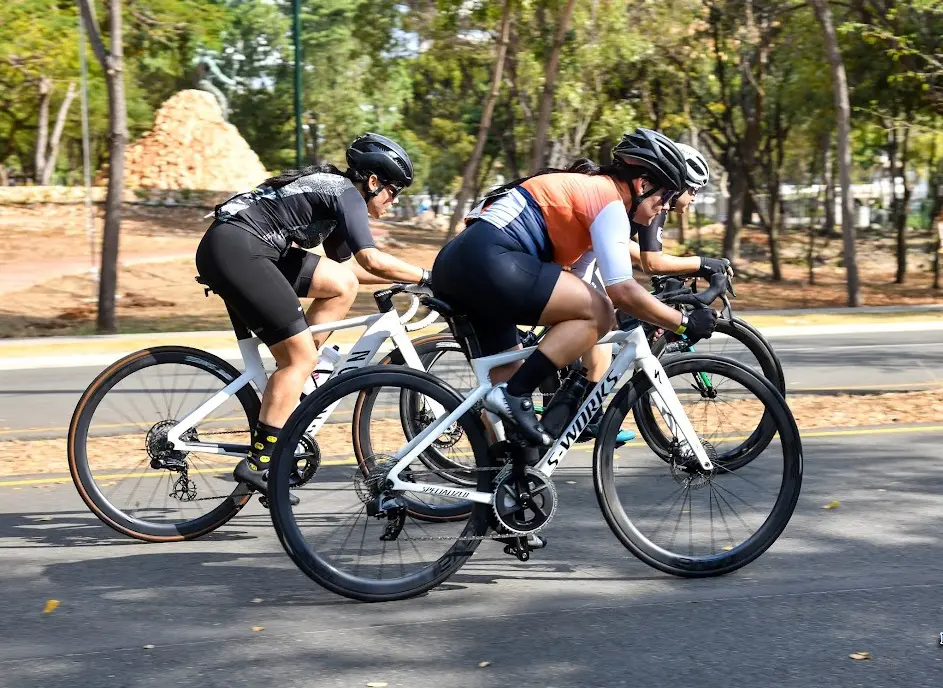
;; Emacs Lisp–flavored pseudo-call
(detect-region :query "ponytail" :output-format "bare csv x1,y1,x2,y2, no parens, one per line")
480,158,651,199
262,162,352,190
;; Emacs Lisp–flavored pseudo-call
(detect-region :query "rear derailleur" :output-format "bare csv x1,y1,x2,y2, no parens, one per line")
366,492,408,541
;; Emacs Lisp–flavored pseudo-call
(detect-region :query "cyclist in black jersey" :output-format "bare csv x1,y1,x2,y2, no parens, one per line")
195,133,431,500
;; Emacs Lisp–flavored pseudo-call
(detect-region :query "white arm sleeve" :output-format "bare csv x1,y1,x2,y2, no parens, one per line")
588,200,635,286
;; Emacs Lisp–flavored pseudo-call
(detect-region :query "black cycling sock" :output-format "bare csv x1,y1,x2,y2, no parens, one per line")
506,350,558,398
247,421,282,471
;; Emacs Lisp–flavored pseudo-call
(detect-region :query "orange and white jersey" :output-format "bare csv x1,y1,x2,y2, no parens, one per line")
470,173,636,286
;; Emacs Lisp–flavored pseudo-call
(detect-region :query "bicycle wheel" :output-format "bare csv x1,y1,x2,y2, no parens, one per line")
639,317,782,467
268,367,495,602
594,354,802,577
68,346,259,541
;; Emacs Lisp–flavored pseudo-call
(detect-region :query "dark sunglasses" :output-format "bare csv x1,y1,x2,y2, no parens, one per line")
383,181,405,199
660,189,682,206
639,180,681,207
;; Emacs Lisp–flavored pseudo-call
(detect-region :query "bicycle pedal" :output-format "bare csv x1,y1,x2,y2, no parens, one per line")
503,544,530,562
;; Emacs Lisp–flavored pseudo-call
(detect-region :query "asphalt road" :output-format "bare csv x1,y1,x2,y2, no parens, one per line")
1,429,943,687
2,328,942,441
1,324,942,687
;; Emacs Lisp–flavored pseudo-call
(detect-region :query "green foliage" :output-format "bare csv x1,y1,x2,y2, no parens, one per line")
1,0,940,204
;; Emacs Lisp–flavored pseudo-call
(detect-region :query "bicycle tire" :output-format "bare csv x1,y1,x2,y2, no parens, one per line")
594,354,802,577
68,346,257,542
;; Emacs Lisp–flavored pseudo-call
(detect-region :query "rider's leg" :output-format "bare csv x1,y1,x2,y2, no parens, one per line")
302,256,359,350
583,344,612,382
485,272,614,446
499,271,614,394
243,260,357,487
233,330,315,502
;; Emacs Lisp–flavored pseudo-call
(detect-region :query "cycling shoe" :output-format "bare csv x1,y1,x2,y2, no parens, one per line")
233,458,300,506
483,384,552,446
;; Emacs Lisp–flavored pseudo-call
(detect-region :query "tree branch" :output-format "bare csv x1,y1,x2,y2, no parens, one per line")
78,0,111,71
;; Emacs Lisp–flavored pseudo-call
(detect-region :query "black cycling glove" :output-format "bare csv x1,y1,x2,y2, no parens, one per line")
696,257,732,279
683,308,718,343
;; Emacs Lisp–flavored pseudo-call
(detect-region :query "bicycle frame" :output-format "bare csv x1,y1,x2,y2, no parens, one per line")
166,287,440,457
384,325,715,505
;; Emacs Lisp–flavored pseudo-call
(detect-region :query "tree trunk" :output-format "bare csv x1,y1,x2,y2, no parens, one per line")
929,135,941,290
503,25,523,180
472,154,498,201
807,220,816,285
895,124,911,284
723,169,747,266
821,130,835,238
598,138,613,165
40,82,78,185
528,0,578,173
811,0,860,306
80,0,128,333
446,0,513,241
934,213,942,290
768,184,783,281
35,76,52,183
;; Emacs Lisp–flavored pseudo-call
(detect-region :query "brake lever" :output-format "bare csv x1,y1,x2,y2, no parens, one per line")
720,294,733,320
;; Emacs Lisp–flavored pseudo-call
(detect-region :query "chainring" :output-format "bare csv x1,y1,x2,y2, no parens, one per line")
492,468,557,535
290,435,321,488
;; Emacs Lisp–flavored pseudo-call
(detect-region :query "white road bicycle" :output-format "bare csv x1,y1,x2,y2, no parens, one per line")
266,291,804,602
67,282,467,542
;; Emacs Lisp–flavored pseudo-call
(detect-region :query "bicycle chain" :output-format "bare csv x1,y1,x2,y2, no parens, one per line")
382,462,552,542
157,440,561,543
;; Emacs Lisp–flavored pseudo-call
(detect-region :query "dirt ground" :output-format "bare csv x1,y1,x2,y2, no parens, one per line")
0,203,437,337
669,220,942,310
1,203,940,339
3,387,940,478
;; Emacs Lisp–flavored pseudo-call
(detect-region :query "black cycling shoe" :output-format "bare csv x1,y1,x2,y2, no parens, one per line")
233,458,300,506
483,384,552,447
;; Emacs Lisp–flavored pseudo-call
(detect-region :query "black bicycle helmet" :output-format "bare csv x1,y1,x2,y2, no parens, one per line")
346,133,414,187
611,127,687,192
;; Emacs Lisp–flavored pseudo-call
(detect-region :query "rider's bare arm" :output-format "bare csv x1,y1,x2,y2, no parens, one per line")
354,247,426,284
605,279,684,333
637,250,701,276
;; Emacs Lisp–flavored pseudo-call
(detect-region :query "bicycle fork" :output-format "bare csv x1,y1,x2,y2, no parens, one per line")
636,353,715,471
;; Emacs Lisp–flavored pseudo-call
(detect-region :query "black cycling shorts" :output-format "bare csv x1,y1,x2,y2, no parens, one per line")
195,221,319,346
431,220,562,356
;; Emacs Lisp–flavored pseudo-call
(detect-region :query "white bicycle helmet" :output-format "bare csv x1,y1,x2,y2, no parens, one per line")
676,142,710,190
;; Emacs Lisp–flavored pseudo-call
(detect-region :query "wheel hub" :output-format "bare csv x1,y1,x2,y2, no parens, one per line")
145,420,197,469
669,440,718,489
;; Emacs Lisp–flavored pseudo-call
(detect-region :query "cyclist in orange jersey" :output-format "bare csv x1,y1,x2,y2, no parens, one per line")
432,128,718,445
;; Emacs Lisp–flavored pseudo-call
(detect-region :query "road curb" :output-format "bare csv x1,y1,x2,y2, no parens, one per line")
0,316,941,370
